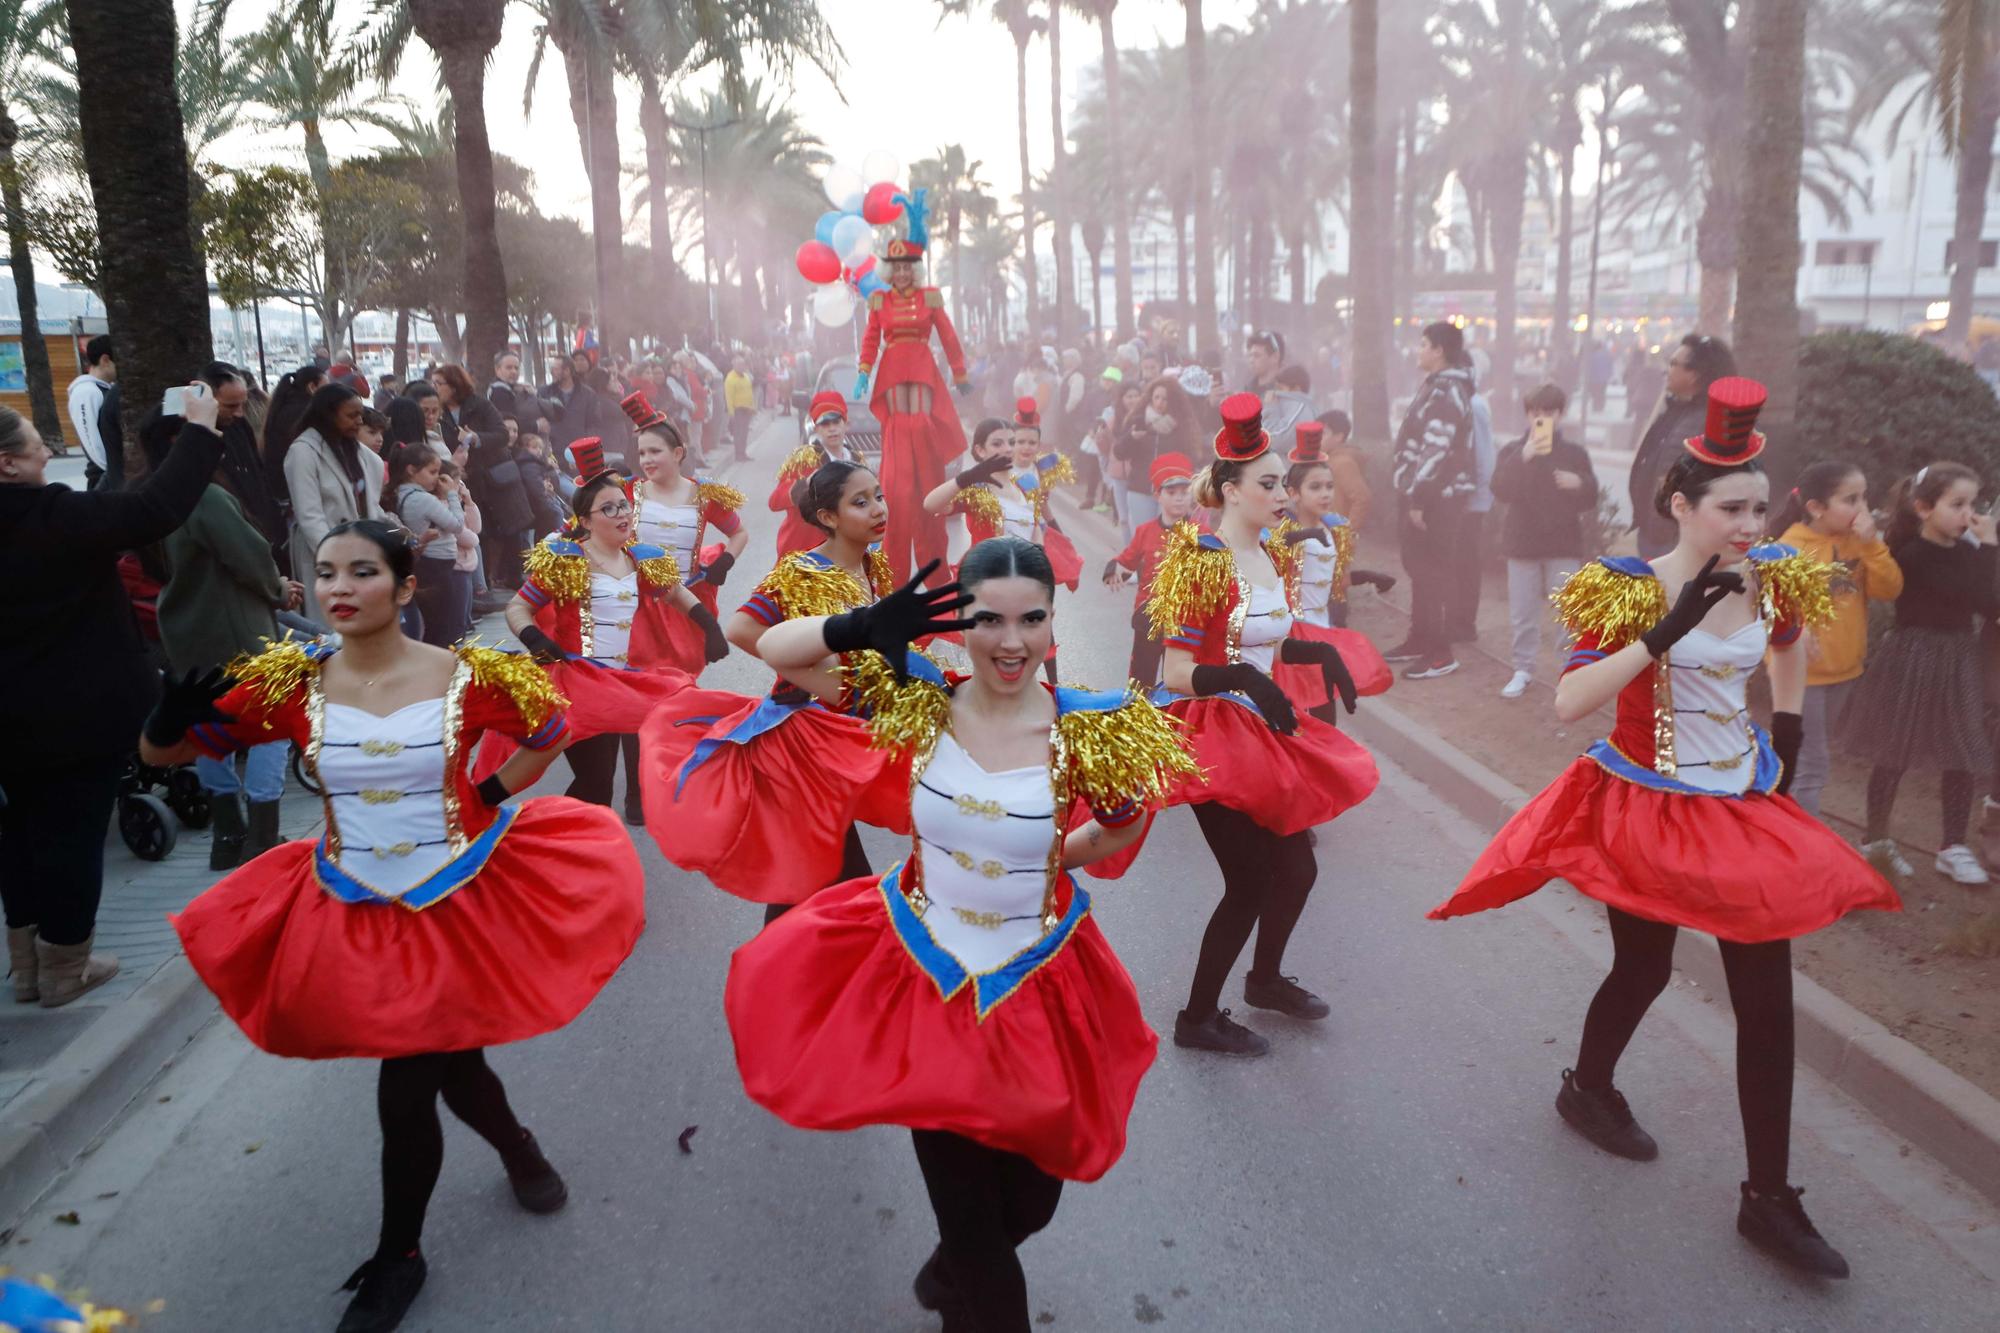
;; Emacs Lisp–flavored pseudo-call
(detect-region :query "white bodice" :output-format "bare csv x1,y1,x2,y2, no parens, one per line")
636,492,701,573
996,481,1036,543
587,570,639,664
1662,619,1767,794
912,732,1059,975
318,699,455,896
1237,579,1295,672
1295,537,1337,627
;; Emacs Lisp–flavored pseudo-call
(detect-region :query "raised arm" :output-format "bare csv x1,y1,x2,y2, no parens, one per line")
61,414,223,554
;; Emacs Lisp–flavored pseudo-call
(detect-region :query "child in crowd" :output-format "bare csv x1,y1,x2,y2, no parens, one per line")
358,406,388,455
1770,460,1902,820
1276,422,1395,720
1488,383,1599,699
1844,462,1998,885
441,459,483,629
1317,410,1372,538
1102,451,1198,685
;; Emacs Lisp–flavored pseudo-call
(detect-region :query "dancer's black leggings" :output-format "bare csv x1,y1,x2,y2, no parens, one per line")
1573,905,1795,1191
911,1129,1063,1333
375,1050,529,1258
563,731,634,808
1184,803,1318,1018
1865,765,1974,846
762,825,873,926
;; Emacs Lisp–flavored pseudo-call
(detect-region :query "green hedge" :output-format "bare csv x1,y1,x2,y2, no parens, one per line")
1796,331,2000,499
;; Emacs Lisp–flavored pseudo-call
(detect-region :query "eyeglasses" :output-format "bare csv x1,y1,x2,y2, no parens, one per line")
593,500,634,518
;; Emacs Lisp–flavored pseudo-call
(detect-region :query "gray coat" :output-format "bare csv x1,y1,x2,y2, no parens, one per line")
283,426,386,620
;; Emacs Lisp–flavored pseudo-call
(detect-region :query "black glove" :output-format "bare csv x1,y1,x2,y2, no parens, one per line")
689,603,730,664
1281,638,1358,714
1640,555,1745,659
1770,711,1803,797
1190,661,1297,735
1101,558,1124,585
143,667,233,747
955,454,1011,490
1282,525,1328,547
518,624,574,665
476,774,510,807
823,559,975,682
955,379,973,400
1350,568,1397,593
701,551,736,589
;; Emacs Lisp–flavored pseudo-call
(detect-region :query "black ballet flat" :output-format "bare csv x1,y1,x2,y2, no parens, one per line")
335,1252,427,1333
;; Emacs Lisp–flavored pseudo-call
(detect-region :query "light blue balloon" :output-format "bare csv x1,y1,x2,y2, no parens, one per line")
857,272,888,298
830,214,873,262
814,211,842,246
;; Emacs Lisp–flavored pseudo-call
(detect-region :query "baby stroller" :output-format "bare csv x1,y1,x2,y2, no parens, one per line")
114,553,214,860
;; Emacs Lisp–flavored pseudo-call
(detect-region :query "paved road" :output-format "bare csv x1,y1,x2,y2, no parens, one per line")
14,416,1999,1331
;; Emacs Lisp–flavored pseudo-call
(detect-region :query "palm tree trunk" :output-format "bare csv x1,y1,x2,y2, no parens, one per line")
556,33,624,360
0,111,66,447
1048,0,1074,350
1551,102,1580,347
1348,0,1388,440
1486,0,1529,419
949,206,965,333
1185,0,1217,359
1174,195,1188,305
1730,0,1807,466
393,307,410,381
1947,85,2000,349
64,0,211,459
1288,218,1306,323
1099,4,1134,339
1015,34,1040,340
636,70,680,344
413,0,510,381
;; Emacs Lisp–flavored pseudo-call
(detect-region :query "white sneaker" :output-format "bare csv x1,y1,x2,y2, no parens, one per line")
1501,670,1531,699
1934,844,1990,885
1862,839,1913,879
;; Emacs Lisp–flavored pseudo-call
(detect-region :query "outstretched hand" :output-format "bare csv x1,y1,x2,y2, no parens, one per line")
144,667,233,747
822,559,975,682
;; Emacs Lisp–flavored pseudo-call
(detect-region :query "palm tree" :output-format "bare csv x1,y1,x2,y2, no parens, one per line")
1045,0,1076,349
1184,0,1216,359
941,2,1044,342
522,0,625,356
1349,0,1388,439
1935,0,2000,351
0,0,63,447
62,0,211,456
910,145,994,334
1731,0,1806,468
1085,0,1132,339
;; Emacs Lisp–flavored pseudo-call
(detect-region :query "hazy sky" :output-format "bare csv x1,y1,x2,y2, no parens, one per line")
202,0,1260,228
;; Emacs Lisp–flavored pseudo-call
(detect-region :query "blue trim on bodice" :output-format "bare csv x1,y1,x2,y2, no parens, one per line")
1147,683,1281,727
1587,724,1782,798
314,803,520,910
879,860,1091,1020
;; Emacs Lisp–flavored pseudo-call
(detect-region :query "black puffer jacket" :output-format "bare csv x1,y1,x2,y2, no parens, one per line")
1628,395,1705,558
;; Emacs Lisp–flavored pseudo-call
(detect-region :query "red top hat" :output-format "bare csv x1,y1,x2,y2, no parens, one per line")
884,236,925,261
1013,397,1041,431
1214,393,1270,462
1288,420,1326,465
621,389,669,433
1683,377,1768,465
1149,452,1195,491
568,437,611,485
808,390,848,424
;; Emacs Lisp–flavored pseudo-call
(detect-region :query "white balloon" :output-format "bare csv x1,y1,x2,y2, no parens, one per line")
813,283,856,327
823,165,865,210
837,190,865,214
861,150,902,188
831,215,875,263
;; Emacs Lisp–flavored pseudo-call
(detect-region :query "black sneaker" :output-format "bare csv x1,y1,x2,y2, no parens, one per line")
501,1129,569,1214
336,1253,428,1333
623,796,646,828
1555,1068,1659,1161
912,1245,954,1312
1173,1007,1271,1057
1737,1182,1850,1278
1403,655,1460,680
1243,972,1331,1020
1382,639,1425,663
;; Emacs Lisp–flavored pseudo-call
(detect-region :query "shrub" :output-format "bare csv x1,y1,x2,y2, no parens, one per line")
1796,330,2000,500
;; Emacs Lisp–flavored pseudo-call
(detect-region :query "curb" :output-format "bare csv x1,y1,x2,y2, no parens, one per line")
1350,697,2000,1210
0,958,219,1230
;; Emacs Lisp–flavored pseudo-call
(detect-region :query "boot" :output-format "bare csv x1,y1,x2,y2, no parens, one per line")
7,925,38,1004
35,934,119,1008
243,800,284,861
208,795,247,872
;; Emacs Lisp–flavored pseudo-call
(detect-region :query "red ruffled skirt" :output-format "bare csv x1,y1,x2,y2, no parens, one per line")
472,658,692,782
170,797,645,1059
1274,622,1393,711
725,872,1156,1181
1430,757,1903,942
1163,696,1380,835
638,690,912,904
1042,527,1084,591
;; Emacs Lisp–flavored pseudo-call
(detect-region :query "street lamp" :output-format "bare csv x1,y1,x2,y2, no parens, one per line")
666,113,741,347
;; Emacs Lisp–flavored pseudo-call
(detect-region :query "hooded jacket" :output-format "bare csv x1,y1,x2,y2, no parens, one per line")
1390,364,1477,510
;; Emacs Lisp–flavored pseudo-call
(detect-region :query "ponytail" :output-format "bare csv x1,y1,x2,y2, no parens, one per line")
1767,459,1862,537
1885,461,1979,550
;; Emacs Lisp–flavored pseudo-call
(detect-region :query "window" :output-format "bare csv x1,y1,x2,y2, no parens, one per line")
1944,239,2000,269
1814,240,1878,266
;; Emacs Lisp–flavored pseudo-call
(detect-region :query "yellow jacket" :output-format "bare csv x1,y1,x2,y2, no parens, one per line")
1778,521,1904,685
724,371,756,413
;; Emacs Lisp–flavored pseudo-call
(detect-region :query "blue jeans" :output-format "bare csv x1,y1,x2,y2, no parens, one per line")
196,741,287,803
1126,490,1160,528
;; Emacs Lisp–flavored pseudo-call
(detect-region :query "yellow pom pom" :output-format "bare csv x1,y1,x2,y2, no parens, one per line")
1039,453,1076,487
636,551,683,590
776,446,820,485
757,553,879,620
1058,692,1199,810
842,650,953,757
224,638,321,714
522,538,589,604
954,485,1002,530
459,643,569,729
1145,522,1236,641
697,480,747,513
1753,548,1837,631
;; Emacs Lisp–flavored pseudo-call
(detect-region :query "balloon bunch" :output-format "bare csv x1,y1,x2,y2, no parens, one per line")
794,149,907,328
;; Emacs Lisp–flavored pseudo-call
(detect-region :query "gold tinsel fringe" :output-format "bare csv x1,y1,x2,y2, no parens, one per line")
1039,453,1076,487
844,649,953,757
225,638,321,714
1057,691,1199,810
523,539,589,604
1331,524,1355,588
460,643,569,729
636,550,683,590
1753,549,1837,632
954,485,1002,530
865,549,896,597
757,554,876,620
1145,522,1235,641
1553,561,1666,650
697,479,747,513
776,445,820,484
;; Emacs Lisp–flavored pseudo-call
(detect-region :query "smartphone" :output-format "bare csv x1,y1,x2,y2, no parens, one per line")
161,382,209,417
1529,416,1555,451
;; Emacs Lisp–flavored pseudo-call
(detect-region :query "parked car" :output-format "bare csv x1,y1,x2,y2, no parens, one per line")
793,357,881,466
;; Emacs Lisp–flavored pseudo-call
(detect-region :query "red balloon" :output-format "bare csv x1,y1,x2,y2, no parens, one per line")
862,182,904,226
795,240,841,284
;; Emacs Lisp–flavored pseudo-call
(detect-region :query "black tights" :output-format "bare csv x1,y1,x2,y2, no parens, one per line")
563,731,625,808
1184,803,1318,1018
1573,906,1795,1191
1866,765,1973,846
376,1050,529,1258
911,1129,1063,1333
762,825,873,926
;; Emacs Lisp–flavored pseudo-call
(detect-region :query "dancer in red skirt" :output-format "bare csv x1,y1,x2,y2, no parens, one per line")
142,520,645,1333
1103,450,1201,686
620,390,747,671
728,537,1194,1333
640,459,909,923
1148,393,1380,1058
768,390,861,558
854,189,970,581
922,416,1014,554
1430,378,1901,1279
1003,397,1084,593
503,446,725,819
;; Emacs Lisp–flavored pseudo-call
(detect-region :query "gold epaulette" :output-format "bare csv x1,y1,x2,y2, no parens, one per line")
757,553,877,620
635,549,683,590
459,644,569,729
868,291,886,312
1057,692,1199,811
1145,523,1235,641
924,288,945,309
1554,560,1667,650
1039,453,1076,487
523,539,589,604
843,650,953,757
1752,545,1837,631
776,445,820,484
954,485,1002,529
224,637,321,714
696,479,747,513
1330,523,1356,588
865,548,896,598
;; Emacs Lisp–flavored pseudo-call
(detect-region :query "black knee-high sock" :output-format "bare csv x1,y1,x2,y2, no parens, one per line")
1719,939,1794,1191
1865,765,1903,844
1942,769,1974,846
1573,906,1678,1089
1247,831,1318,980
376,1055,450,1257
437,1049,528,1158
